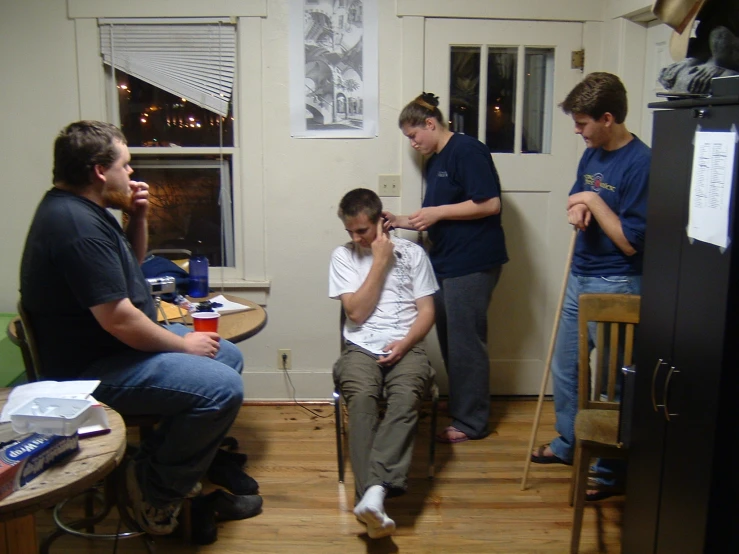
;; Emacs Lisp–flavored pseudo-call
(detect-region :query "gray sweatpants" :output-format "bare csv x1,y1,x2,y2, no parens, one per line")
333,343,433,503
434,266,502,439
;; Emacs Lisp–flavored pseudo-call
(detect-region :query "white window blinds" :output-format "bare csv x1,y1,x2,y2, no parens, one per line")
99,20,236,116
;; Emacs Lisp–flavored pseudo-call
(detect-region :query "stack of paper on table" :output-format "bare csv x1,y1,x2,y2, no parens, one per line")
155,295,253,322
208,295,254,315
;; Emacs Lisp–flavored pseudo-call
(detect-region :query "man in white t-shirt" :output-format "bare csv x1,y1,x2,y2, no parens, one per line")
329,188,438,539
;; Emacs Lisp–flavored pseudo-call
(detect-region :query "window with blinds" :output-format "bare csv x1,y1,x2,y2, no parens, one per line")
100,19,238,269
99,20,236,116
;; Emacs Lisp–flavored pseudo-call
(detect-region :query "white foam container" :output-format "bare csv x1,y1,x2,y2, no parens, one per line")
10,397,94,436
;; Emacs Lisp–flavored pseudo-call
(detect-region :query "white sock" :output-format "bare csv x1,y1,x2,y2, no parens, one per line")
354,485,396,539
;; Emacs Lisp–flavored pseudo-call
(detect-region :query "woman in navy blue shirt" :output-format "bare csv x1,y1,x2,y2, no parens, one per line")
383,93,508,443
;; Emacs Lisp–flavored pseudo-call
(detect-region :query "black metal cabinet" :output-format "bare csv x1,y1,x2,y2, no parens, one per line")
623,100,739,554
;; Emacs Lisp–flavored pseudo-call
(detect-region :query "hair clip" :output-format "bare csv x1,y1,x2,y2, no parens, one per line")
421,92,439,106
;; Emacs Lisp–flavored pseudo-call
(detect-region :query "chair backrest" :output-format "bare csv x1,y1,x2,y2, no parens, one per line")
16,299,41,382
577,293,641,412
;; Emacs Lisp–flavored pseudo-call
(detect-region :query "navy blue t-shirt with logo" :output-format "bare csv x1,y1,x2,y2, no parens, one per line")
423,133,508,279
570,135,651,276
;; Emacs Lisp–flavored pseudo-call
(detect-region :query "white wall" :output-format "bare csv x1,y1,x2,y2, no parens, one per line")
249,0,407,398
0,1,80,316
0,0,658,400
601,1,655,135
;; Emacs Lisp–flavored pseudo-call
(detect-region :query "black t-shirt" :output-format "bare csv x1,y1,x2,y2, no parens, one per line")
20,188,156,378
423,133,508,279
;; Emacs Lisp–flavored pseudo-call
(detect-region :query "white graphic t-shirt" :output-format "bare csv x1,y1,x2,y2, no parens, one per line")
328,237,439,355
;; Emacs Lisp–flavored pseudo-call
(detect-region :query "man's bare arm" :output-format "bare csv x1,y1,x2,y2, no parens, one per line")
125,182,150,264
341,221,395,324
383,198,500,233
568,192,636,256
378,295,435,366
90,298,220,357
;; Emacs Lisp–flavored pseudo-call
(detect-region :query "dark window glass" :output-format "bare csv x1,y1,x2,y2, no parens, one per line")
127,156,234,267
116,70,233,148
523,48,554,154
486,48,517,153
449,47,480,136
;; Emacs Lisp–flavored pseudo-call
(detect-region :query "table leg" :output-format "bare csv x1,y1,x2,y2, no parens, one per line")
0,514,38,554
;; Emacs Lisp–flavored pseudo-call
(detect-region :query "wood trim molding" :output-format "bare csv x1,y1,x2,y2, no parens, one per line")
396,0,605,22
67,0,267,19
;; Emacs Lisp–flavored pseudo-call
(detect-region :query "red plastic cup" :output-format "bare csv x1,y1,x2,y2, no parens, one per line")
192,311,220,333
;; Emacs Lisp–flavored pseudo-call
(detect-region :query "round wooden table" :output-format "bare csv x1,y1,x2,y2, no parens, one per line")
0,389,126,554
7,293,267,348
185,294,267,344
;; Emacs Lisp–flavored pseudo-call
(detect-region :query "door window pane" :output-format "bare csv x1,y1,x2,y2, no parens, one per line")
115,70,234,148
449,47,480,136
486,48,517,153
523,48,554,154
128,157,234,267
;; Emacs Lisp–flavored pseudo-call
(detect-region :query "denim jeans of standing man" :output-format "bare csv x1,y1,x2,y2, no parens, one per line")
549,273,641,485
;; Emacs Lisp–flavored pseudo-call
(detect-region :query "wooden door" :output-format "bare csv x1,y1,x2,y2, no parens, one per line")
424,19,584,394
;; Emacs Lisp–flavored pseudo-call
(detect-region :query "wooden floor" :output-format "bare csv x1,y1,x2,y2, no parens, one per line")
35,399,623,553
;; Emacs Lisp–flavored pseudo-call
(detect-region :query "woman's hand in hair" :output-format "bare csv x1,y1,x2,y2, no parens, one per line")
408,206,442,231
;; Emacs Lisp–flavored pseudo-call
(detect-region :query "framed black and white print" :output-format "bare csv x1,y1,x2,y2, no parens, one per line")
289,0,378,138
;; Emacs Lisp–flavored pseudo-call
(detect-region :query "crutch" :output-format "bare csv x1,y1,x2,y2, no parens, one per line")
521,229,577,490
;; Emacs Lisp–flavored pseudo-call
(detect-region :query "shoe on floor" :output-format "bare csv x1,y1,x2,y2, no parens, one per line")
207,452,259,495
125,461,182,535
209,489,263,520
530,443,572,465
215,446,248,468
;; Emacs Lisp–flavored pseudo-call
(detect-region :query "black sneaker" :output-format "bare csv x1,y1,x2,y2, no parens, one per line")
207,453,259,495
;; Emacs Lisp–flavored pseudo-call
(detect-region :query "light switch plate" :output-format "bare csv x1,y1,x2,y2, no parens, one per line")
378,174,401,197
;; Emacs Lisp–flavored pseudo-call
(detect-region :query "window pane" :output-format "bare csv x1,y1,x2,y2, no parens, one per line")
449,47,480,136
523,48,554,154
486,47,517,153
116,70,233,148
128,157,234,267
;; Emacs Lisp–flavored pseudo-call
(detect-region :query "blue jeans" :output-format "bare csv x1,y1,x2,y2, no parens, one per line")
549,273,640,483
79,324,244,507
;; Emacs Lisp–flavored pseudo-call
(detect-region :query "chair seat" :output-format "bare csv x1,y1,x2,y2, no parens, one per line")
574,409,620,446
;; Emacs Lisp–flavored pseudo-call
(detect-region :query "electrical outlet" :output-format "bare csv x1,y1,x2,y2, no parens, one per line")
278,349,292,370
378,174,401,197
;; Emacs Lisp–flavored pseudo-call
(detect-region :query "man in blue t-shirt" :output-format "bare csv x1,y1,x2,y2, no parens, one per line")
530,73,650,499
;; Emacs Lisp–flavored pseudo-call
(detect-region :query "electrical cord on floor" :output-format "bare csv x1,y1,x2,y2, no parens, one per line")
281,355,334,419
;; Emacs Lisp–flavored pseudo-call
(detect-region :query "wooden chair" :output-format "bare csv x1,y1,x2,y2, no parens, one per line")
569,293,640,554
334,309,439,483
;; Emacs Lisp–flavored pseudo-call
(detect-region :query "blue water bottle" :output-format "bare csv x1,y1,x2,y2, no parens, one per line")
188,245,209,298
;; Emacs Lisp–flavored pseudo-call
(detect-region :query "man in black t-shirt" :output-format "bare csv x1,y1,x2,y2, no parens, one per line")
20,121,249,536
